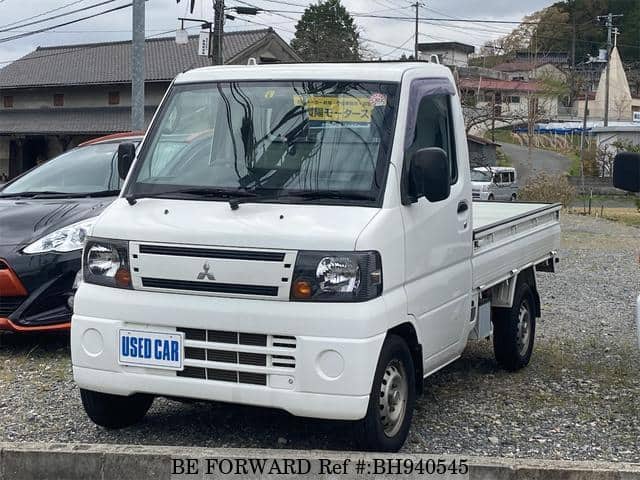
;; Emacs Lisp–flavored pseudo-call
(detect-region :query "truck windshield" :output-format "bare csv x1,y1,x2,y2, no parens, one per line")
126,81,399,206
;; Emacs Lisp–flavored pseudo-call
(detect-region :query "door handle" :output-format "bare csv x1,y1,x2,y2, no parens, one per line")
457,201,469,214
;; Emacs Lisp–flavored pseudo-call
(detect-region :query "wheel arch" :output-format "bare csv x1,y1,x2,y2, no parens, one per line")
387,322,423,395
517,267,541,318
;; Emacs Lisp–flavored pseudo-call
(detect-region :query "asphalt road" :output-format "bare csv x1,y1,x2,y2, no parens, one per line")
500,143,573,183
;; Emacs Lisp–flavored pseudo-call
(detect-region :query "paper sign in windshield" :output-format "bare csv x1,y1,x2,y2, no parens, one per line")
294,95,373,123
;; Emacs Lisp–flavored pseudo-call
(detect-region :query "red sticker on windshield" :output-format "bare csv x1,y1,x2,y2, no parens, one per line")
369,93,387,107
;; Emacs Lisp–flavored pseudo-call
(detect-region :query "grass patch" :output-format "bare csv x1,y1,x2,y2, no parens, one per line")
601,208,640,226
484,128,514,145
568,152,581,176
496,147,512,167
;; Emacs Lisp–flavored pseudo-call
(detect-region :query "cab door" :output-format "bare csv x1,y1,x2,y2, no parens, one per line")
400,77,473,370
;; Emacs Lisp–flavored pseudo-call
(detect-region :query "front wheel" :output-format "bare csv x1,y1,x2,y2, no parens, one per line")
487,194,495,201
492,282,536,371
80,388,154,429
357,335,416,452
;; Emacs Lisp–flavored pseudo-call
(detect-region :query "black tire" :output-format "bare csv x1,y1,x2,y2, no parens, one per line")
511,193,517,202
80,388,154,429
357,335,416,452
492,282,536,371
488,194,495,201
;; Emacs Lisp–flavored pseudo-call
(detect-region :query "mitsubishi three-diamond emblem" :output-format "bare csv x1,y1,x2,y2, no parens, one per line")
197,261,216,280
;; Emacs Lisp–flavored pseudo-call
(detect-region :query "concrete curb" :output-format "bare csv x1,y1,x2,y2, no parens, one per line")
0,442,639,480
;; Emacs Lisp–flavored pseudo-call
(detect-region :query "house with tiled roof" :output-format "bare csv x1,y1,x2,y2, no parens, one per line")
0,29,300,179
458,75,561,133
492,61,567,83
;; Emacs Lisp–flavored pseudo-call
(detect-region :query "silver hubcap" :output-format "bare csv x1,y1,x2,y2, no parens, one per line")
379,359,408,437
516,300,531,357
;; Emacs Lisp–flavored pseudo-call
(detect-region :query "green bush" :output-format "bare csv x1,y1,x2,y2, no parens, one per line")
519,173,576,207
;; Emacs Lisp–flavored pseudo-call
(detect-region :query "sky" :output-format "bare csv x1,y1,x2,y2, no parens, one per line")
0,0,559,65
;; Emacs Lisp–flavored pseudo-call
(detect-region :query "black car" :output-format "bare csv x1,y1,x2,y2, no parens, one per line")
0,133,142,332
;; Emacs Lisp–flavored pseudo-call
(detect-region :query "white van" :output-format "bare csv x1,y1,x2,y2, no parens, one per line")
471,166,518,201
71,63,560,451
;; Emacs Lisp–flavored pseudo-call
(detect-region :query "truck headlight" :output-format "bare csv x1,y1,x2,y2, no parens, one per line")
83,238,131,288
22,218,96,254
290,251,382,302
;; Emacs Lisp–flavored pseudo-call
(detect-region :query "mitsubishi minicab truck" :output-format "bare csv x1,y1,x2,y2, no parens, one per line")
71,62,561,452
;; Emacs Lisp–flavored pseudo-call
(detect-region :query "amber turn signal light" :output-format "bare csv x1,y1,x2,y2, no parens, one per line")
292,279,312,299
115,267,132,288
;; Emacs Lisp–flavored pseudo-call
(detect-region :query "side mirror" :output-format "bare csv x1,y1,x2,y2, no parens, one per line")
613,152,640,193
405,147,451,204
117,143,136,180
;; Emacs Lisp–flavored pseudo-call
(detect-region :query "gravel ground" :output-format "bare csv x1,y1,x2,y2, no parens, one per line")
1,213,639,461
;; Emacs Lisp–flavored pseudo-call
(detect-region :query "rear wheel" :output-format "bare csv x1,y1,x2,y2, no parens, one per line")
357,335,416,452
80,388,154,429
510,193,517,202
492,282,536,371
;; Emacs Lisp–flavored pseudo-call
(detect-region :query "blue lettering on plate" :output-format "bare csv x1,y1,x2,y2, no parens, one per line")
143,338,151,359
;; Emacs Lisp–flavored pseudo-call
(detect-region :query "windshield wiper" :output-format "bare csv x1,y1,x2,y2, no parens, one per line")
0,191,71,199
82,189,121,198
125,187,256,205
228,190,376,210
294,190,377,202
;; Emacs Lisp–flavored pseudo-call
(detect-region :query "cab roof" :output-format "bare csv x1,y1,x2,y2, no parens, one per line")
175,62,453,84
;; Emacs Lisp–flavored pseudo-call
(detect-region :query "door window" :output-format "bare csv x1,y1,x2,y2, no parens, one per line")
408,94,458,185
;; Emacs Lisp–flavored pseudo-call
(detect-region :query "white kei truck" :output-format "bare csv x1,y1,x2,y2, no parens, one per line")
71,62,561,452
612,153,640,347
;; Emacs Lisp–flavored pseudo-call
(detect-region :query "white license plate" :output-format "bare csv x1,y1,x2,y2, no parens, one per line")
118,329,184,370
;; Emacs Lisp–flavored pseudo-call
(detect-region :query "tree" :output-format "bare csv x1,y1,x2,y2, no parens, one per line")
291,0,362,62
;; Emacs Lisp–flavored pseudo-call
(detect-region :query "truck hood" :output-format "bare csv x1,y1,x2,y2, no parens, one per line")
93,198,380,251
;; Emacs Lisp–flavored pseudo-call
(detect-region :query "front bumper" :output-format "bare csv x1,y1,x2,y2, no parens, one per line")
0,250,80,331
71,283,405,420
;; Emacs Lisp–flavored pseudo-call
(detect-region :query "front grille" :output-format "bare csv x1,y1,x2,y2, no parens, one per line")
139,244,285,262
177,327,296,386
0,297,24,317
141,278,278,297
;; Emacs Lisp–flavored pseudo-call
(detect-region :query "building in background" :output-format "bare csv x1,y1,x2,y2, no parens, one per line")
417,42,475,67
467,134,500,167
589,46,633,122
0,28,300,179
493,61,567,83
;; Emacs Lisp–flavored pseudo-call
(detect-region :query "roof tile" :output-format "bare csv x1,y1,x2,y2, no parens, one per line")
0,29,273,88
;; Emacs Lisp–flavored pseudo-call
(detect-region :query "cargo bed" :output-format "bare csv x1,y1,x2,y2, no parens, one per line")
472,202,561,291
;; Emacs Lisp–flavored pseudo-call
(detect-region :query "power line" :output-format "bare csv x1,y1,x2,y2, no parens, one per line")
0,25,201,66
0,0,89,30
0,0,119,34
0,2,135,45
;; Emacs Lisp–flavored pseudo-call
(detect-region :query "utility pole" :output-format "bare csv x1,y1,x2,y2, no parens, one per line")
413,2,420,60
597,13,623,127
131,0,145,131
213,0,224,65
570,0,576,103
579,92,589,196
